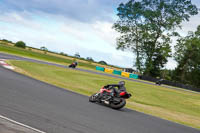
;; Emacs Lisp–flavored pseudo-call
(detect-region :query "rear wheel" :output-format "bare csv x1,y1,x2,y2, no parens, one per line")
89,93,98,102
110,98,126,109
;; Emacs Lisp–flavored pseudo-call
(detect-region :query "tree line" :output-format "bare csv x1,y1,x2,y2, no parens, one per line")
113,0,200,88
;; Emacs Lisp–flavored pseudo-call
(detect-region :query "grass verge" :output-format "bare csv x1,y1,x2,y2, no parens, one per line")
8,60,200,129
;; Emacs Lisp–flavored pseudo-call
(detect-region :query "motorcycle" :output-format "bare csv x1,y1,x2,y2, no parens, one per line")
68,62,78,68
155,79,164,85
89,85,131,109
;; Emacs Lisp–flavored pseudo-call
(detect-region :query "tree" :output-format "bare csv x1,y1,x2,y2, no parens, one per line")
99,60,107,65
60,52,68,56
1,39,13,43
15,41,26,48
113,0,198,77
86,57,94,62
74,52,80,58
40,46,48,54
113,0,144,72
174,25,200,87
40,46,48,51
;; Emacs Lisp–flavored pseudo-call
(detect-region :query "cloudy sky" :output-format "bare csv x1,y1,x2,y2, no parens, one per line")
0,0,200,69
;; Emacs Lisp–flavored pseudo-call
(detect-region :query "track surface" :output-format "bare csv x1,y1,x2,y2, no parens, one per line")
0,54,199,133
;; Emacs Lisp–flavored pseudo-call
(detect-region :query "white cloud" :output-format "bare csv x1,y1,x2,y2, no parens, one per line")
92,21,119,46
165,58,177,70
60,24,87,41
0,12,43,30
1,0,122,23
0,11,134,68
178,13,200,36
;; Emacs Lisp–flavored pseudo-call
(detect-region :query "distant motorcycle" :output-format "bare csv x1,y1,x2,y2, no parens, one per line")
89,81,131,109
155,79,164,85
68,61,78,68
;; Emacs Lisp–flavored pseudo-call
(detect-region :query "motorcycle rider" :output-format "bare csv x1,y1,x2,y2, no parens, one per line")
89,81,131,109
102,81,126,97
69,61,78,68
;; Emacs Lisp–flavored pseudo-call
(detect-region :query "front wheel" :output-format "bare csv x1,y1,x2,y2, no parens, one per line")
110,99,126,109
89,93,99,102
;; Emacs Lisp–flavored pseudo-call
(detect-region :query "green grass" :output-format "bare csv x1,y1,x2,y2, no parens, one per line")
0,43,97,70
9,60,200,129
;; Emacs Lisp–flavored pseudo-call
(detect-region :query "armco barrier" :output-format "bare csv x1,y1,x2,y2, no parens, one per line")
104,68,114,74
96,66,105,71
129,73,138,79
121,72,130,78
113,70,122,75
140,75,200,92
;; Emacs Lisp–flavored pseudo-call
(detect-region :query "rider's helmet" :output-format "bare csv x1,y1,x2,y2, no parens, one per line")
118,81,125,86
74,61,78,66
118,81,126,92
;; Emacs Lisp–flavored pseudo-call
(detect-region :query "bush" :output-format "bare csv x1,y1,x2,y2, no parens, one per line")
1,39,13,43
86,57,94,62
74,52,80,58
99,60,107,65
40,46,48,54
15,41,26,48
60,52,68,56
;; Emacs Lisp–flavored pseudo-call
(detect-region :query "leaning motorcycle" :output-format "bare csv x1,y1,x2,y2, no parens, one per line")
89,86,131,109
68,62,78,68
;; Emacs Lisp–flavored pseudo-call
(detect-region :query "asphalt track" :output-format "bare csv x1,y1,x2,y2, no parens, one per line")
0,66,200,133
0,52,199,133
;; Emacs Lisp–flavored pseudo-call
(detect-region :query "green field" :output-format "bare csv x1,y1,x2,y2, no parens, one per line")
8,60,200,129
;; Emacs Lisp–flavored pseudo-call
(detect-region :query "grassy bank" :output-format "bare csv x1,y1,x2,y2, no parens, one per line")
9,60,200,129
0,43,121,70
0,43,97,70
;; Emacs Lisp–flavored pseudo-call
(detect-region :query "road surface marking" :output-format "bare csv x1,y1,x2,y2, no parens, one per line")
0,59,14,70
0,115,46,133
